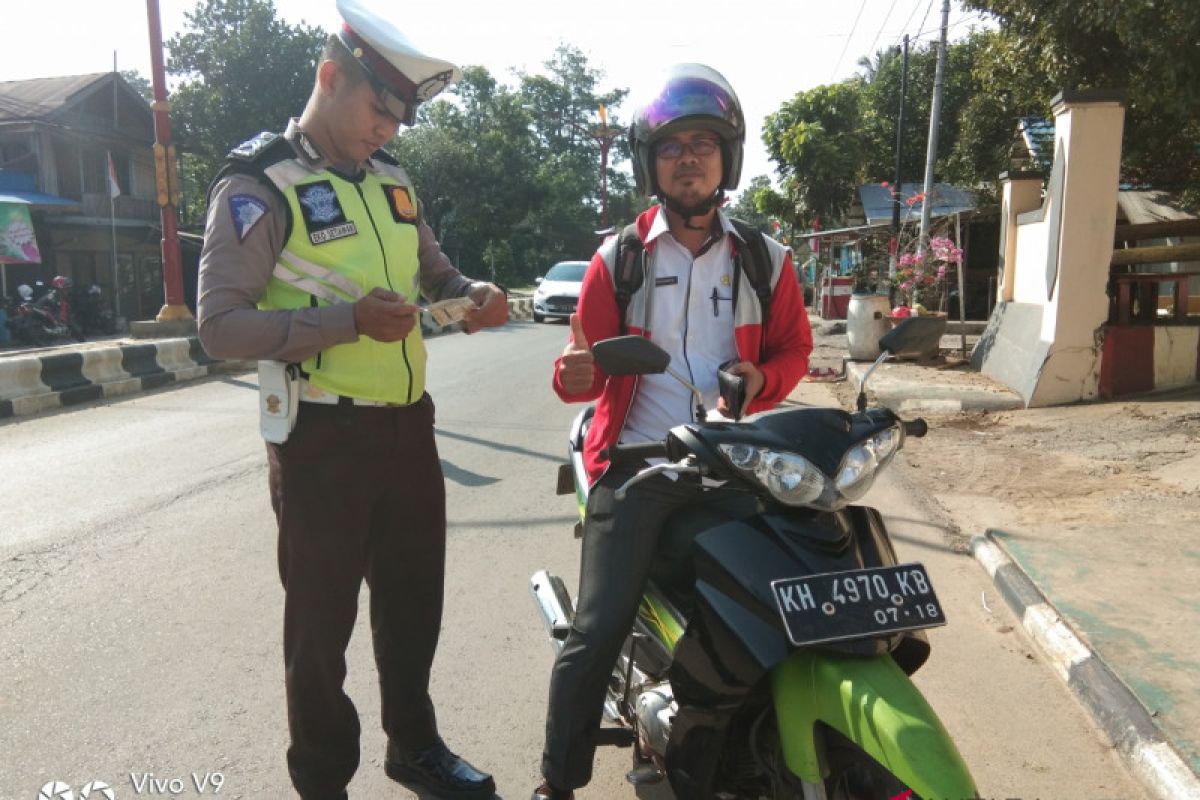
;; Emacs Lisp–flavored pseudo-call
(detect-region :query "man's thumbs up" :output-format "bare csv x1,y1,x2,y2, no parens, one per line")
559,313,596,395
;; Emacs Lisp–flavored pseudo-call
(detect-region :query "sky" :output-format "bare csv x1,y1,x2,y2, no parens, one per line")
3,0,992,195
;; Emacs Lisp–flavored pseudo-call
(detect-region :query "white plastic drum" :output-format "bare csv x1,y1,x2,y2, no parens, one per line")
845,293,893,360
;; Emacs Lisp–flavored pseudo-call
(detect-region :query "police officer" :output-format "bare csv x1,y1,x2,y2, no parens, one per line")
197,1,504,797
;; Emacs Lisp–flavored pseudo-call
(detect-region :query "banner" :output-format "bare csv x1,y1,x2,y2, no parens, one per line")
0,202,41,264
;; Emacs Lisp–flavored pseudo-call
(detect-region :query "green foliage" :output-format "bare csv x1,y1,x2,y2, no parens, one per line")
394,45,640,286
762,83,868,227
119,70,153,102
165,3,645,276
166,0,326,225
765,0,1200,225
729,175,774,233
962,0,1200,204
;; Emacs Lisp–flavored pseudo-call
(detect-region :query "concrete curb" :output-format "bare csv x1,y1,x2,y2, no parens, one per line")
1,297,535,421
0,336,252,420
971,530,1200,800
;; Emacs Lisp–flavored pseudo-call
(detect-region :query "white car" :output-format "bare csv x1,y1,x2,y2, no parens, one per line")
532,260,588,323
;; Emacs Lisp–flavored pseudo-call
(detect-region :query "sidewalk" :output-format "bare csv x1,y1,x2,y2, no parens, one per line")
800,319,1200,800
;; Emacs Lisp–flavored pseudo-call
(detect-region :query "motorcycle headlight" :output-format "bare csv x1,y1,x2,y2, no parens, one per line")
719,444,831,506
834,424,904,502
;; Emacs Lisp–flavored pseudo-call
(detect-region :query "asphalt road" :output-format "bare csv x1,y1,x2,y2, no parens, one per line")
0,319,1145,799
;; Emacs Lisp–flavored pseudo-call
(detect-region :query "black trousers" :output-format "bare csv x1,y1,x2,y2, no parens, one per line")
267,395,445,800
541,466,748,790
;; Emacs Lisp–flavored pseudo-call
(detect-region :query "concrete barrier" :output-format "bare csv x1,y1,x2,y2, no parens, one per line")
0,297,534,420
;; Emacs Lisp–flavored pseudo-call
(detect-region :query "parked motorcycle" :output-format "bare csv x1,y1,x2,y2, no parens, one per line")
71,283,118,336
5,277,84,346
531,320,976,799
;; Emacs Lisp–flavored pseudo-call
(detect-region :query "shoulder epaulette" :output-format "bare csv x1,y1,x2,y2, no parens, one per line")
229,131,285,162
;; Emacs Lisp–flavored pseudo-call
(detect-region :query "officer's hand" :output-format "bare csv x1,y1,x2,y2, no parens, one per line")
716,360,764,416
462,283,508,333
353,288,421,342
559,313,596,395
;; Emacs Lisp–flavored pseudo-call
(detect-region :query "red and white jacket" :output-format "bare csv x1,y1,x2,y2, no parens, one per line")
552,205,814,485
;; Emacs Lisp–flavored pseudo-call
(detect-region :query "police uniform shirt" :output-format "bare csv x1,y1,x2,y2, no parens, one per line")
197,119,483,365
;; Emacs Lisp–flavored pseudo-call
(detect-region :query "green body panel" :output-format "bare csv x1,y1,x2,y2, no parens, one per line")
772,650,976,797
637,592,685,649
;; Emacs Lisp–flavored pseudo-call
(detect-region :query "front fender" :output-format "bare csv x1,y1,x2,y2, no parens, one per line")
772,650,976,798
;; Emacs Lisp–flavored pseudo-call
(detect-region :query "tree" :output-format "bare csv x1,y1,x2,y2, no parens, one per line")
729,175,774,233
961,0,1200,204
762,82,868,227
119,70,153,102
166,0,326,225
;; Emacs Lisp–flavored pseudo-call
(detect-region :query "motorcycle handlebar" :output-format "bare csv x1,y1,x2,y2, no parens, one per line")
903,418,928,438
602,441,670,466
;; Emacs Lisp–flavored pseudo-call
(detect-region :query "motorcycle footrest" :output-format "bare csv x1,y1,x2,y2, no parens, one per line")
556,463,574,495
595,727,634,748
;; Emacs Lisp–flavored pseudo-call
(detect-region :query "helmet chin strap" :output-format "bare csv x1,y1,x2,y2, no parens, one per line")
661,189,725,230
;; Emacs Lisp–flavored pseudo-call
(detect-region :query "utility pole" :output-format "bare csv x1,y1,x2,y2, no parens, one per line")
917,0,950,255
146,0,193,323
888,34,910,282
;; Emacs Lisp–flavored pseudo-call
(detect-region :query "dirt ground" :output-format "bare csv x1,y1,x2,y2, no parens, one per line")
806,325,1200,551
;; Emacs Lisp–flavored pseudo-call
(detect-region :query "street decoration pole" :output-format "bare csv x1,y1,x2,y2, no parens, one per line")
145,0,193,322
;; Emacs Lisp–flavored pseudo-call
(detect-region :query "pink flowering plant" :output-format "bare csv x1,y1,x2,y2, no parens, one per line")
891,236,963,313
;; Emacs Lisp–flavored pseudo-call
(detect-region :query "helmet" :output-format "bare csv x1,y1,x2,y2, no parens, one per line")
52,275,73,289
629,63,746,197
17,284,32,301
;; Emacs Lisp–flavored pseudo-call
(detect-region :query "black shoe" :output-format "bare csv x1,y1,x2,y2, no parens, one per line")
531,781,574,800
384,739,495,799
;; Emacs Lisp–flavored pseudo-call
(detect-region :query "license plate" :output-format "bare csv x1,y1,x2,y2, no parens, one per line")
770,563,946,647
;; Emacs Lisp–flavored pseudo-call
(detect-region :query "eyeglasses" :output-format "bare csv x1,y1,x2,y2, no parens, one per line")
655,137,720,160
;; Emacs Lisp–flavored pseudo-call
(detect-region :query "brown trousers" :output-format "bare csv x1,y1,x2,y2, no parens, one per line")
267,394,445,799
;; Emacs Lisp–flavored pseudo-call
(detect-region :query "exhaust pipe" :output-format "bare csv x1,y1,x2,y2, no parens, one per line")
530,569,574,654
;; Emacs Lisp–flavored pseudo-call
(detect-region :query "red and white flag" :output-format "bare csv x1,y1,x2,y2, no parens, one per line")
106,152,121,199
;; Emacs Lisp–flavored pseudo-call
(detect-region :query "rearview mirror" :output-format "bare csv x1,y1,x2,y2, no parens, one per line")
593,336,670,376
879,317,944,358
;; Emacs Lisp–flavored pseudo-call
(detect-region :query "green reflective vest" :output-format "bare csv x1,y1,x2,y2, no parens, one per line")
259,157,426,405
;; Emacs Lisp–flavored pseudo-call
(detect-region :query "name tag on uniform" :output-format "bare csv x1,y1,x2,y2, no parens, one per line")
655,276,679,287
297,180,358,245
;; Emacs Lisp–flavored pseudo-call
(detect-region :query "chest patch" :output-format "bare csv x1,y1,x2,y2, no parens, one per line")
297,180,357,245
384,185,418,223
655,276,679,287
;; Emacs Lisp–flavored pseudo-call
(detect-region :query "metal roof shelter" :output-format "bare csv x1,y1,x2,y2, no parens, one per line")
857,182,978,226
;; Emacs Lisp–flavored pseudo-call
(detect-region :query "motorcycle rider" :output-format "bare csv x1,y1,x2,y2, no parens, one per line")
534,63,813,800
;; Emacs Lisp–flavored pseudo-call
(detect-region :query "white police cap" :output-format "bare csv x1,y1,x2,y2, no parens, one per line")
335,0,462,124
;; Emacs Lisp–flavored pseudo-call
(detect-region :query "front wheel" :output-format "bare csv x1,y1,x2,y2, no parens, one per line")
822,725,912,799
533,310,545,323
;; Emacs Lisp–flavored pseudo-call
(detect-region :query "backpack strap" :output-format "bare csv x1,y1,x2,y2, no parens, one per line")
613,222,644,335
730,218,774,359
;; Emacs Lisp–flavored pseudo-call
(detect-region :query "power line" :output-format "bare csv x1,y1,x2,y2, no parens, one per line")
894,0,923,48
867,0,901,62
831,0,869,82
914,0,936,41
